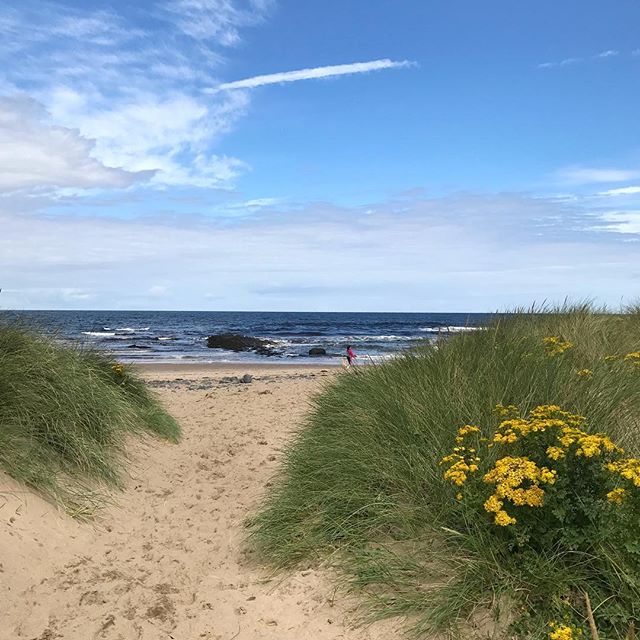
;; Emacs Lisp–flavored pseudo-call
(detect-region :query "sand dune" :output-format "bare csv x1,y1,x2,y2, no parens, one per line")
1,366,398,640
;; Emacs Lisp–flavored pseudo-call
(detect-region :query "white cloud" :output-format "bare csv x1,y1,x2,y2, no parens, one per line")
538,57,581,69
242,197,280,208
0,2,259,190
0,96,148,193
600,211,640,234
596,49,619,58
162,0,272,43
538,49,627,69
556,166,640,185
597,186,640,197
46,88,250,187
215,59,413,91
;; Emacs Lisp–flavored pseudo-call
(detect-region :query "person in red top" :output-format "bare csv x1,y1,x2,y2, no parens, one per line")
346,345,356,366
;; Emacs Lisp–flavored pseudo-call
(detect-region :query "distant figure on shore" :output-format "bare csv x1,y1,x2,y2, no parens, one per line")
346,345,356,366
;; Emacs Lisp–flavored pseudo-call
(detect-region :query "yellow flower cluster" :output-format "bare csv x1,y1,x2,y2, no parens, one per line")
606,458,640,487
546,446,566,461
494,403,519,418
576,368,592,378
559,428,618,458
454,424,481,444
493,416,559,444
492,405,618,460
604,351,640,366
548,622,582,640
543,336,574,356
493,405,581,445
483,456,556,526
442,425,483,486
112,363,125,375
606,488,626,504
623,351,640,367
446,403,637,527
440,447,480,486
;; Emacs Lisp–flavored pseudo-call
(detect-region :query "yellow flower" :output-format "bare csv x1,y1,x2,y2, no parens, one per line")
442,431,484,487
548,622,582,640
623,352,640,367
455,492,463,501
560,428,618,458
606,488,626,504
111,363,125,375
492,406,587,449
484,456,557,488
546,446,566,461
443,461,469,486
543,336,574,356
494,510,517,526
482,456,555,525
576,369,592,378
484,494,503,513
493,403,519,418
441,447,481,487
457,425,481,437
606,458,640,487
509,485,545,507
531,404,562,416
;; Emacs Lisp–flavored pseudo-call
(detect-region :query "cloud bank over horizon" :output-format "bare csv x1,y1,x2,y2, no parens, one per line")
2,189,639,311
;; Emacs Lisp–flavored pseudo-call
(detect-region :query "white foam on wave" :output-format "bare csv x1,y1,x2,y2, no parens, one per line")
278,335,421,344
82,331,116,337
419,326,479,333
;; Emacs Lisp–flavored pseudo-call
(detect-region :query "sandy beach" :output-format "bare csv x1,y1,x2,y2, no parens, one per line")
0,364,398,640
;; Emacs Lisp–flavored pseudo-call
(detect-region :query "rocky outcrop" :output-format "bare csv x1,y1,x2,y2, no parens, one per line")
206,334,279,356
308,347,327,356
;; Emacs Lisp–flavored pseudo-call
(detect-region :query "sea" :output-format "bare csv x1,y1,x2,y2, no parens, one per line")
0,310,491,364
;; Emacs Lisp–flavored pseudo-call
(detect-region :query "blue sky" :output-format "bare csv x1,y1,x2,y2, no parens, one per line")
1,0,639,311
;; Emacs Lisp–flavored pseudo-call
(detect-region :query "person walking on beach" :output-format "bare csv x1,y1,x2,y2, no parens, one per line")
346,345,356,366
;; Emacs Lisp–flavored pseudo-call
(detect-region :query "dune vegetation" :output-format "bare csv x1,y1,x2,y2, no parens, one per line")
0,323,180,517
251,305,640,639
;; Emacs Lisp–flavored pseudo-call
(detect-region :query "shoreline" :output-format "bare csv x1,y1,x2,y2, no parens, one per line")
132,361,342,376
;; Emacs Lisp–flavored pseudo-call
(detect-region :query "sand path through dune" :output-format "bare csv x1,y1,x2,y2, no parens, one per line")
1,366,398,640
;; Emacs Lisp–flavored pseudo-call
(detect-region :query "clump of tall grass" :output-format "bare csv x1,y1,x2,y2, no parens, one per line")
250,304,640,638
0,323,180,515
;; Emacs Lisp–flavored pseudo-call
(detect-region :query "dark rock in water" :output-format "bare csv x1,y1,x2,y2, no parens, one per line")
308,347,326,356
206,333,279,356
127,344,152,349
240,374,253,384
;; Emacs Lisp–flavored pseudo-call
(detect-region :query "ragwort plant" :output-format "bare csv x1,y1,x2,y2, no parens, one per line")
442,403,640,637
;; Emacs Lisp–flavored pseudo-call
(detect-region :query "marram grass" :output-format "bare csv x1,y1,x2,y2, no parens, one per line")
250,305,640,639
0,323,180,515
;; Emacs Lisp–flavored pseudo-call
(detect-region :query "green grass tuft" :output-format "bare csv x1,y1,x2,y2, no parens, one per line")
250,304,640,638
0,322,180,514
